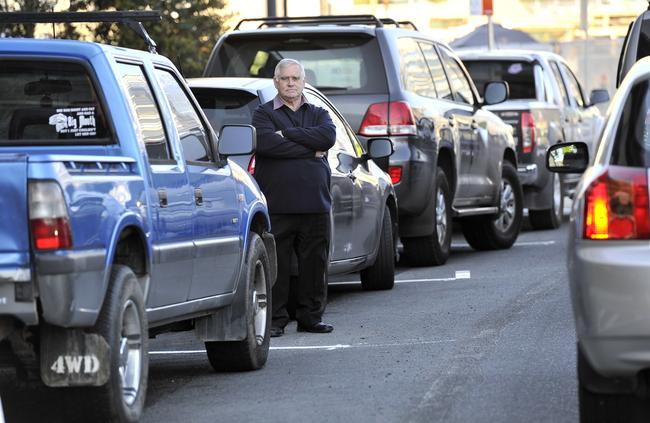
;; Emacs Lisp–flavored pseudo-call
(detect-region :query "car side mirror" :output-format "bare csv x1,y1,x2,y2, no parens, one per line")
483,81,509,105
546,142,589,173
366,138,394,160
216,125,256,157
589,89,610,105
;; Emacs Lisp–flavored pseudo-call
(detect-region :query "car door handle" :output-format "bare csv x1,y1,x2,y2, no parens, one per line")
471,120,479,130
194,188,203,206
447,116,456,127
158,189,168,208
347,171,357,182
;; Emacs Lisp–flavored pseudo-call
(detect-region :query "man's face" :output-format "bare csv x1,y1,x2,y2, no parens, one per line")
274,64,305,102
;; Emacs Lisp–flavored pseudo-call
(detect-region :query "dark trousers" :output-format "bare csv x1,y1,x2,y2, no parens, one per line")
270,213,330,329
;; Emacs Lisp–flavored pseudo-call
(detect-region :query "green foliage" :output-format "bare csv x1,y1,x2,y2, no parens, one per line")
0,0,54,37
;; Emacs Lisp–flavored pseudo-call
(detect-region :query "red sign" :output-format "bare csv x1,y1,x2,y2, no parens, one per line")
483,0,493,15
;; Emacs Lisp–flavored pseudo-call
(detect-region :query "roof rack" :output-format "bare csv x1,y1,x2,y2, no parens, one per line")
0,11,162,54
234,15,391,30
379,18,418,31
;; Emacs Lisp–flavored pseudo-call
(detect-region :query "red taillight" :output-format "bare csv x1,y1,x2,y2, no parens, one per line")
521,112,535,154
29,182,72,250
30,218,72,250
358,101,416,137
388,166,402,184
584,167,650,240
248,154,256,175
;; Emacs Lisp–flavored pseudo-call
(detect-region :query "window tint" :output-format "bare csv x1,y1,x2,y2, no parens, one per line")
419,42,453,100
463,60,536,100
550,61,570,106
611,79,650,167
209,34,387,95
304,90,357,156
438,48,475,105
0,60,109,144
561,64,586,108
192,87,258,134
154,69,210,162
117,63,170,161
397,38,436,98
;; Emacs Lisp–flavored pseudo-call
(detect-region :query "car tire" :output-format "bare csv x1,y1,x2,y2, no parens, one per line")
577,346,649,423
529,172,563,230
402,168,452,266
461,162,523,250
360,205,395,290
205,232,271,372
70,265,148,423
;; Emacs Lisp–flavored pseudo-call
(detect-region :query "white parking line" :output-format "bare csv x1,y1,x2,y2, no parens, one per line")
149,338,457,356
329,270,471,286
0,395,5,423
452,240,556,248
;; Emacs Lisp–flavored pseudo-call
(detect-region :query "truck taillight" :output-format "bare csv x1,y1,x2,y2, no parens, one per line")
248,154,256,175
29,182,72,250
521,112,535,153
358,101,416,137
584,167,650,240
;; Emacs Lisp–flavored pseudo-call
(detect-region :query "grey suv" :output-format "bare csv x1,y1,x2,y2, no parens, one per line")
204,15,522,266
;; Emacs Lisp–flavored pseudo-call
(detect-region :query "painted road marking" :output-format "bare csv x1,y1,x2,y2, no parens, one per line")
0,395,5,423
452,240,555,248
329,270,471,286
149,338,457,355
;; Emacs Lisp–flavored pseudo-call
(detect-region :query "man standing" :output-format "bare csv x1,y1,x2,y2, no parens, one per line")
252,58,336,337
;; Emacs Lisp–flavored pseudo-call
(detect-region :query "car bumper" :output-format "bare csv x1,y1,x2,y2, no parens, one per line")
517,163,538,186
386,136,434,216
571,240,650,377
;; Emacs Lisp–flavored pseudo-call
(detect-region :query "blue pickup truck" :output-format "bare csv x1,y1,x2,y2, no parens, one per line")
0,12,276,423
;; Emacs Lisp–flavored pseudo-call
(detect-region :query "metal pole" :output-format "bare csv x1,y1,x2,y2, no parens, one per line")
487,14,495,51
581,0,589,91
267,0,276,17
283,0,288,16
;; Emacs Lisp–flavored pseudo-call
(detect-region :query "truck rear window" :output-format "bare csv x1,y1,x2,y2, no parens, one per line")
206,34,387,95
463,60,536,100
0,61,109,145
191,88,259,133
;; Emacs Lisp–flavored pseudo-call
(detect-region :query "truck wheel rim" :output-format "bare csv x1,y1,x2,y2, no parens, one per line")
252,259,267,346
553,173,562,217
436,186,447,245
119,299,142,407
495,179,515,232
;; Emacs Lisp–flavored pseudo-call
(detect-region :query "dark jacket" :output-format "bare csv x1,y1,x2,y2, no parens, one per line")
252,98,336,214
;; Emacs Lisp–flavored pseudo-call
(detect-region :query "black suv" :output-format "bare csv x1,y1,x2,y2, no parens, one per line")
205,15,522,266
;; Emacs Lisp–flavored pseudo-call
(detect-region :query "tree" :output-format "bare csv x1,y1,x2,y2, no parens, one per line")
0,0,55,38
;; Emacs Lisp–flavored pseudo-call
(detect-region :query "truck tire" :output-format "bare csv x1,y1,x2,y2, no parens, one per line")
402,168,452,266
529,172,563,230
360,205,395,290
461,162,523,250
577,346,648,423
205,232,271,372
74,265,148,423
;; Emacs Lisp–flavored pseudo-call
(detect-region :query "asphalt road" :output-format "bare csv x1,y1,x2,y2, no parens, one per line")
2,218,578,423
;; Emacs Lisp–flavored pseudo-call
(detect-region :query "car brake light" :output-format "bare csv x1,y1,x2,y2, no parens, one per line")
521,112,535,154
358,101,416,137
29,182,72,250
248,154,256,175
584,167,650,240
388,166,402,184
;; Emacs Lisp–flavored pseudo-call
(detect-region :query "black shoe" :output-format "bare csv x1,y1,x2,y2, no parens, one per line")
297,322,333,333
270,327,284,337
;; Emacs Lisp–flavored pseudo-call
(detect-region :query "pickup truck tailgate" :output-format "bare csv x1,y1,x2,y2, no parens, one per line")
0,154,29,262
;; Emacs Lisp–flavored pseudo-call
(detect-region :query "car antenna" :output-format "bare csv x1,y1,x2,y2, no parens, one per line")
0,11,161,54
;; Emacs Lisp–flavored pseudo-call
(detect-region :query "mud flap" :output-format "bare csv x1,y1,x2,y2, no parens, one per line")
40,325,110,387
261,231,277,287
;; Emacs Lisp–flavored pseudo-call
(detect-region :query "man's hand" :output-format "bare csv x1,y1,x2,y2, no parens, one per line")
315,151,326,158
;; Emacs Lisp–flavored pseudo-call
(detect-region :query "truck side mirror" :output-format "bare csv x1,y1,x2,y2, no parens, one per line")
216,125,256,157
546,142,589,173
589,89,610,105
483,81,509,105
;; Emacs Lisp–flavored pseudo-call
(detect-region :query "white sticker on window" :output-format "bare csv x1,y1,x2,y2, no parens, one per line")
507,63,523,74
48,106,97,137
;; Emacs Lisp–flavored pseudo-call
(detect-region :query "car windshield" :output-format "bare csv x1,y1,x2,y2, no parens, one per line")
191,88,259,133
463,60,536,100
206,34,387,94
0,60,110,145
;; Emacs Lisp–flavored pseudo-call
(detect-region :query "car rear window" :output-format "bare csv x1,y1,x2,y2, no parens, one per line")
207,34,387,95
611,79,650,167
463,60,536,100
192,88,259,133
0,60,109,145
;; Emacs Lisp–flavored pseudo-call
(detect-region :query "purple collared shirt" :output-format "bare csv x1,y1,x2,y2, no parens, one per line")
273,94,309,110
